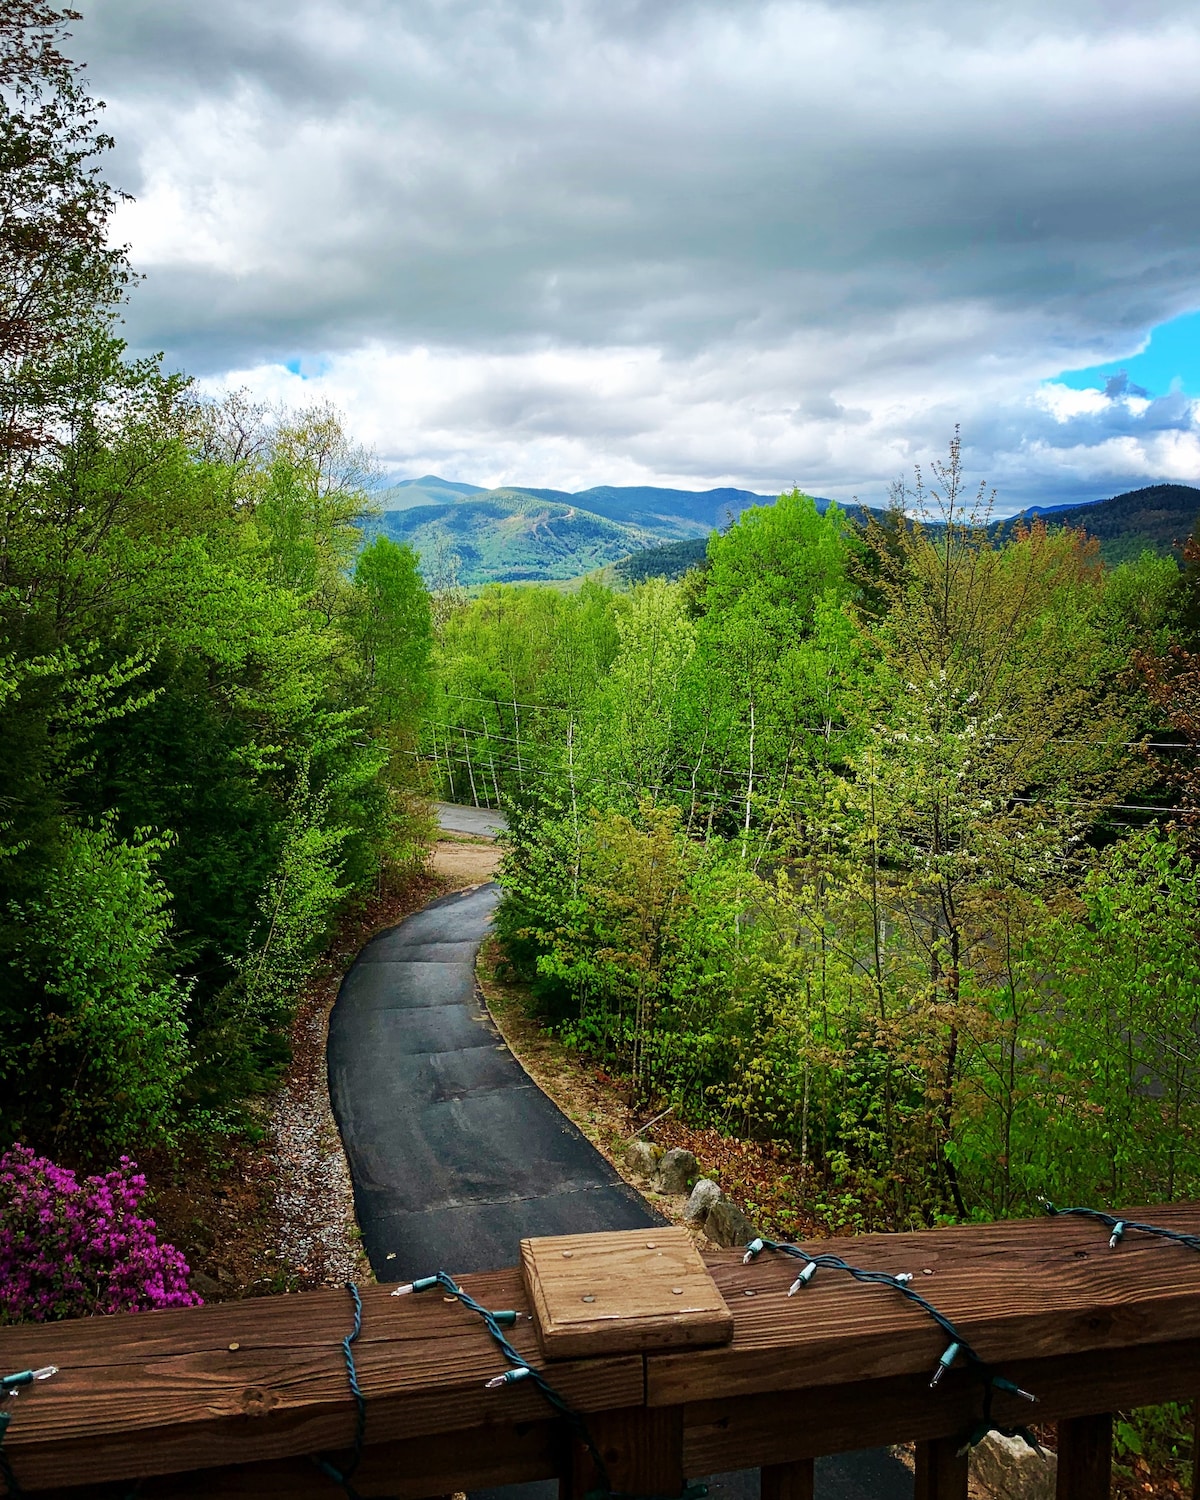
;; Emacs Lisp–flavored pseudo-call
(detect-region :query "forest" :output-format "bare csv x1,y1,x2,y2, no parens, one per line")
0,7,433,1165
4,0,1200,1272
431,470,1200,1230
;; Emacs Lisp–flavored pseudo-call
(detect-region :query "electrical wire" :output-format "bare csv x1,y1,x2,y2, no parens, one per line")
742,1239,1039,1456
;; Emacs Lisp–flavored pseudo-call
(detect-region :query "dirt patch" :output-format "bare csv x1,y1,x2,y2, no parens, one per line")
431,836,501,886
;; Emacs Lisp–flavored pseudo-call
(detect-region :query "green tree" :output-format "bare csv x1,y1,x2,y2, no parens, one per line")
1,822,189,1154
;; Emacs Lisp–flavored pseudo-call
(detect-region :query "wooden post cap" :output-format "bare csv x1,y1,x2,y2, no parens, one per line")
520,1227,734,1359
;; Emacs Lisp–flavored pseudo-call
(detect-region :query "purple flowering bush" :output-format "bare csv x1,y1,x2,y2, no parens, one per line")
0,1145,202,1323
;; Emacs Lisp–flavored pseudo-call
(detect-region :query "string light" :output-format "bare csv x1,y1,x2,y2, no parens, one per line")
0,1366,57,1500
743,1237,1038,1450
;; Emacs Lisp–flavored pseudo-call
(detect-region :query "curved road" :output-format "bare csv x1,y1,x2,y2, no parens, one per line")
329,829,910,1499
328,882,658,1277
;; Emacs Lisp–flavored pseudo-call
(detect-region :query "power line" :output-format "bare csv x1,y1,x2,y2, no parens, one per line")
429,693,1200,757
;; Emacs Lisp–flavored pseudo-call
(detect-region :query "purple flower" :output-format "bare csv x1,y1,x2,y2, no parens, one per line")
0,1145,202,1323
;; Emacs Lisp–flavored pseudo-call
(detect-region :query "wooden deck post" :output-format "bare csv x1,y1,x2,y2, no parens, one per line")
914,1437,969,1500
1056,1414,1112,1500
760,1459,815,1500
563,1406,684,1500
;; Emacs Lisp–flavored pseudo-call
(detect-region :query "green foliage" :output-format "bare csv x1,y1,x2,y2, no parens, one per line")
451,440,1196,1235
0,9,430,1166
372,492,665,586
616,536,710,584
1,822,190,1155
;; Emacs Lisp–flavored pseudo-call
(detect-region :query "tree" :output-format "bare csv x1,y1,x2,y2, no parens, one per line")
1,2,131,473
352,536,432,738
681,490,860,846
1,822,190,1154
842,439,1145,1214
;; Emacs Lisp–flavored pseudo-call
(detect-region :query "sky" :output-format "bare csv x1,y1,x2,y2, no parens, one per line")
77,0,1200,512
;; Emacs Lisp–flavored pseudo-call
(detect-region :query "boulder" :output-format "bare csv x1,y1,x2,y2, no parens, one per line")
683,1178,722,1225
653,1147,698,1195
971,1431,1057,1500
703,1196,758,1249
188,1269,221,1300
623,1138,662,1180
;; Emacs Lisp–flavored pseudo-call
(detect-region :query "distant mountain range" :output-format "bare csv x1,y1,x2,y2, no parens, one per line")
998,483,1200,564
365,475,1200,586
366,475,807,585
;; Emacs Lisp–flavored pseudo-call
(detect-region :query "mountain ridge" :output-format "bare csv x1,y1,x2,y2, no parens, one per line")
368,475,1200,585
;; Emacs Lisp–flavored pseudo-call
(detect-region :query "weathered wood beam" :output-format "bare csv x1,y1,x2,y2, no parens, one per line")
1055,1413,1112,1500
4,1208,1200,1496
913,1437,969,1500
680,1340,1200,1473
564,1407,684,1499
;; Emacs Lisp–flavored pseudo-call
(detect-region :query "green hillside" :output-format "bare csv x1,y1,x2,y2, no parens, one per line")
373,476,1200,585
369,476,792,583
366,491,660,585
615,536,712,583
998,483,1200,564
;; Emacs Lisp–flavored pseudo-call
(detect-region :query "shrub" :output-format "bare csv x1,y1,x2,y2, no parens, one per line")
0,1145,201,1323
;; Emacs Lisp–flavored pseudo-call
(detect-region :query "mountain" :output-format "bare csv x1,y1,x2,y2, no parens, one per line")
613,484,1200,584
997,483,1200,564
615,500,879,583
379,475,487,509
367,474,1200,587
365,490,662,585
369,477,797,584
516,483,783,531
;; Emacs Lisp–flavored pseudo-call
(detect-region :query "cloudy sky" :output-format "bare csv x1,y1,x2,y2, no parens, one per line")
79,0,1200,510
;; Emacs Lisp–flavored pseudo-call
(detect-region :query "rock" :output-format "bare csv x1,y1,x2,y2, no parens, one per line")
971,1431,1057,1500
188,1270,221,1300
703,1196,759,1248
623,1138,662,1179
683,1178,722,1225
653,1147,698,1195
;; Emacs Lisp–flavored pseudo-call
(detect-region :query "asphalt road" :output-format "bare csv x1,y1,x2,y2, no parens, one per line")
328,865,911,1498
327,882,657,1277
433,800,508,840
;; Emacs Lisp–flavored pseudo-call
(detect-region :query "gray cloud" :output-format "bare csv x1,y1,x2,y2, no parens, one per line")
74,0,1200,505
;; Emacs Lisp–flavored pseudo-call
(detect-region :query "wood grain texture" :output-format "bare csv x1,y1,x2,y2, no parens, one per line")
652,1206,1200,1405
521,1229,733,1358
913,1438,969,1500
566,1406,684,1498
5,1208,1200,1494
0,1271,640,1492
35,1421,561,1500
1055,1414,1112,1500
680,1339,1200,1472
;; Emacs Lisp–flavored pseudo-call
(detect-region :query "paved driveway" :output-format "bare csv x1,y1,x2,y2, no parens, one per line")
327,882,656,1277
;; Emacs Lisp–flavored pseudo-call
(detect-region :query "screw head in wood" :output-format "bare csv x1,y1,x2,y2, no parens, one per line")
228,1342,240,1351
672,1287,683,1295
581,1294,595,1303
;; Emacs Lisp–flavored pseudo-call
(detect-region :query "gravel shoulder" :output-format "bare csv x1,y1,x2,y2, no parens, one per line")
268,837,504,1288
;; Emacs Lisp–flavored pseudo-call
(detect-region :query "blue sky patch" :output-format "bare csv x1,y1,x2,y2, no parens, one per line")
1055,309,1200,398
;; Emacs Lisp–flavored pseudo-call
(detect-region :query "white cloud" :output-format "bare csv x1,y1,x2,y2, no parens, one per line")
83,0,1200,504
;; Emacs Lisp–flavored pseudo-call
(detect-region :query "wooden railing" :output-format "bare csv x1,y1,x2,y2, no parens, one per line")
4,1207,1200,1499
